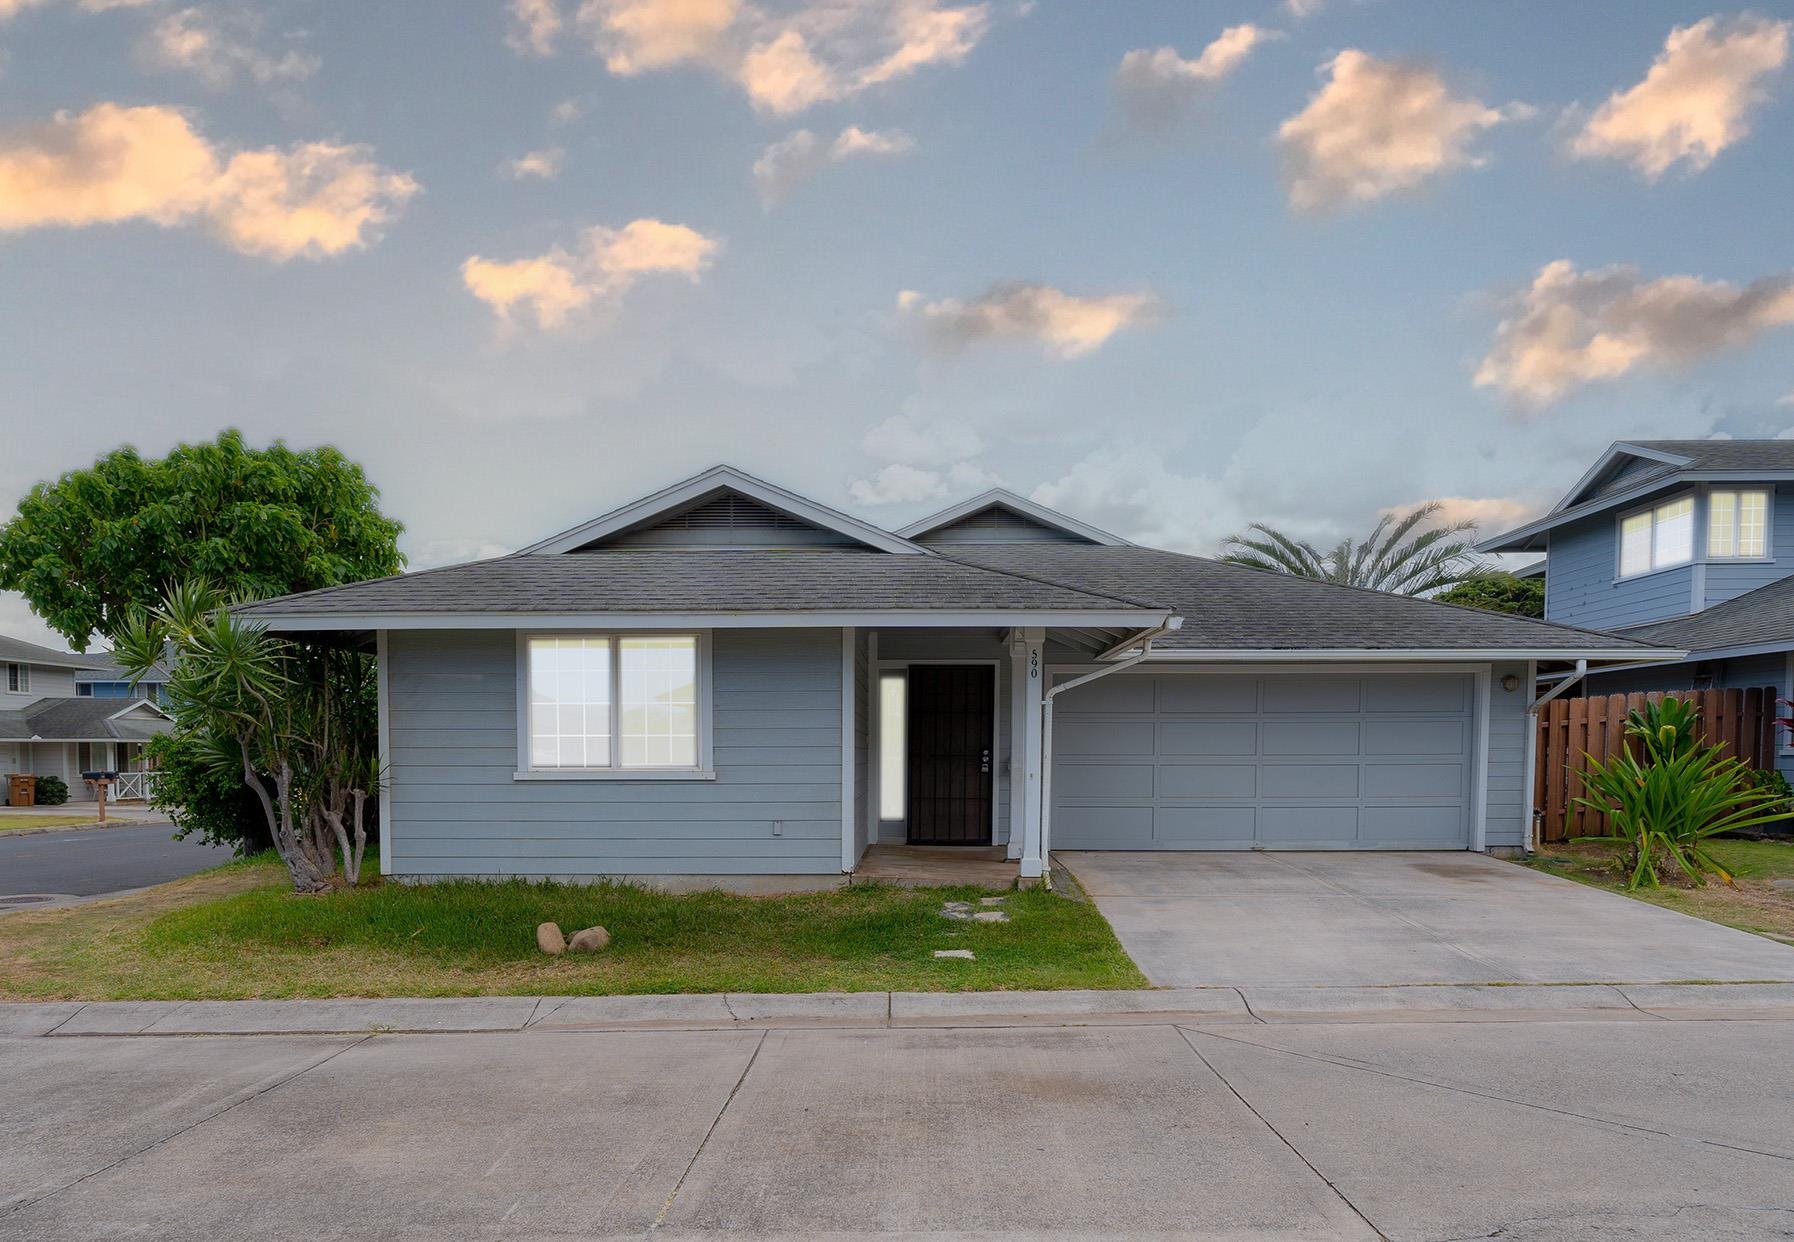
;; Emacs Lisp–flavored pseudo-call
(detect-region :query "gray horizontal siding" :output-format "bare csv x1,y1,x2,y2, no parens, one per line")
1485,661,1528,850
383,627,844,879
1545,516,1694,629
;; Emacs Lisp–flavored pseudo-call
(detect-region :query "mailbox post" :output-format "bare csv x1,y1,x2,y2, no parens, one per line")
82,770,118,823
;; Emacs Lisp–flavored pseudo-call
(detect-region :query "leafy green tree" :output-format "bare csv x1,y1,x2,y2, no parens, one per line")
0,429,403,649
1220,503,1481,596
1435,571,1545,618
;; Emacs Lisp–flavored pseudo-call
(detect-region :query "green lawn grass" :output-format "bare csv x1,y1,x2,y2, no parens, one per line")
0,813,101,832
0,853,1146,1000
1525,837,1794,946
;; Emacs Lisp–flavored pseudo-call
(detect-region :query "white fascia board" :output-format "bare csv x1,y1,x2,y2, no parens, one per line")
1139,647,1686,663
517,464,928,556
1481,469,1794,553
1544,441,1694,518
248,608,1176,632
1619,638,1794,664
896,488,1130,546
105,701,174,722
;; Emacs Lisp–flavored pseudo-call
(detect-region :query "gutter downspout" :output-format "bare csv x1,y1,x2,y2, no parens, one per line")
1522,658,1586,855
1037,620,1178,889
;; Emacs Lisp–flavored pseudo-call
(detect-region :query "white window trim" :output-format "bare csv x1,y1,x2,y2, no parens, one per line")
1703,486,1774,563
1615,492,1695,581
1783,651,1794,757
5,663,26,694
869,658,1001,847
512,630,715,781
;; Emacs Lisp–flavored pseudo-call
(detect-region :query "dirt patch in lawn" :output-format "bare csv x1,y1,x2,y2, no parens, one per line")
1525,839,1794,946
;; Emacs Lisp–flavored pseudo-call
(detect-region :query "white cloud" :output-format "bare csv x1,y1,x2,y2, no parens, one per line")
406,536,513,568
1032,445,1244,553
848,462,949,505
1383,495,1537,533
507,0,564,55
898,282,1160,359
1777,390,1794,408
752,124,912,204
503,147,565,180
1278,49,1529,211
139,7,320,89
550,97,585,123
0,103,417,260
574,0,993,114
1284,0,1325,16
461,217,720,329
0,0,154,21
1475,259,1794,408
1569,14,1789,179
862,413,983,466
1115,25,1281,129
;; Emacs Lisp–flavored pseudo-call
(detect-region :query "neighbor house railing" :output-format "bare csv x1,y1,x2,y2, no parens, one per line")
1533,687,1780,842
110,770,159,802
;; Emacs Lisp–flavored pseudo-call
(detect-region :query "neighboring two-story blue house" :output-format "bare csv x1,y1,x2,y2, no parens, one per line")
1481,439,1794,778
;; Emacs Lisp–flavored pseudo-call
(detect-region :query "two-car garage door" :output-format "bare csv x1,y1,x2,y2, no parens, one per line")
1050,671,1476,850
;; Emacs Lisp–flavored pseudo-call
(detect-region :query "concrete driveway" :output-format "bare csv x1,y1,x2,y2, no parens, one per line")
1060,850,1794,987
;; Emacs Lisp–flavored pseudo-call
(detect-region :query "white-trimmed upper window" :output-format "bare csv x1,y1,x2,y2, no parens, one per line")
4,663,24,694
1618,495,1694,577
1707,490,1769,560
526,634,702,772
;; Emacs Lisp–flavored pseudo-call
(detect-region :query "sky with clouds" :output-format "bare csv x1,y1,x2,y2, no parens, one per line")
2,0,1792,649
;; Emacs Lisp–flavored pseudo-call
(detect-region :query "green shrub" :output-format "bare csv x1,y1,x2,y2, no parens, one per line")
1574,698,1794,888
146,731,272,854
33,774,68,805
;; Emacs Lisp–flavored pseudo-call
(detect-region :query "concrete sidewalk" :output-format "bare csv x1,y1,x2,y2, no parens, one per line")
8,980,1794,1038
4,1009,1792,1239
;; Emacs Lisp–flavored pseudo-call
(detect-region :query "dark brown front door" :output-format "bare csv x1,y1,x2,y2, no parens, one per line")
906,664,994,845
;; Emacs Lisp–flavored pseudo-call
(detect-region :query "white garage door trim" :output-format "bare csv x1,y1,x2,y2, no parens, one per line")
1047,663,1491,852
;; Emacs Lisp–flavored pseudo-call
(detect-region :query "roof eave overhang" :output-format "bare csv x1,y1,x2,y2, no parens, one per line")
244,608,1178,632
1479,470,1794,553
1138,647,1684,663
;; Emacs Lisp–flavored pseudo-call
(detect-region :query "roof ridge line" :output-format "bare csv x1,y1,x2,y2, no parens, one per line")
929,547,1170,611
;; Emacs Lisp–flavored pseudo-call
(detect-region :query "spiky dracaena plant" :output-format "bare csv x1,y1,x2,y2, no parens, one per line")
1220,502,1482,596
1572,697,1793,890
114,581,380,892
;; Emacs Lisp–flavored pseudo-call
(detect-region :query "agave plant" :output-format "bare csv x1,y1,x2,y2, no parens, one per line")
1573,698,1793,889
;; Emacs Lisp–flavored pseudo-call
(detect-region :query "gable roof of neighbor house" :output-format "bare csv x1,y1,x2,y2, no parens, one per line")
1480,439,1794,554
898,488,1130,546
74,656,176,684
938,544,1665,656
232,464,1678,660
0,634,110,671
1617,573,1794,661
0,697,174,743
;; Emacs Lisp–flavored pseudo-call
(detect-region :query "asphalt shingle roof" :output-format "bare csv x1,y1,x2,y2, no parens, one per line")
1622,440,1794,473
232,550,1162,619
1620,575,1794,656
0,635,108,670
0,697,173,742
937,544,1667,653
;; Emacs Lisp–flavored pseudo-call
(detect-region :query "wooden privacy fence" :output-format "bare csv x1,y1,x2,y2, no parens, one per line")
1534,687,1779,842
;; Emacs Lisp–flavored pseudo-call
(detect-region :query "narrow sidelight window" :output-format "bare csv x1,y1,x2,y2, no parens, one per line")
878,672,907,821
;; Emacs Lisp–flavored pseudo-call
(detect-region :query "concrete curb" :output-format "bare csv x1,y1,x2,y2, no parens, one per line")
7,982,1794,1037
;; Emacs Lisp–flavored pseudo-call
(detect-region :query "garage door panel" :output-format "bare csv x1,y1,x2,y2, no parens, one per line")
1365,675,1470,713
1261,721,1359,756
1158,721,1258,756
1051,671,1475,851
1362,763,1465,799
1259,763,1360,798
1053,805,1153,848
1367,806,1468,844
1059,676,1156,713
1154,805,1257,846
1054,763,1155,798
1158,677,1257,713
1259,806,1360,843
1058,720,1155,757
1158,763,1258,798
1364,720,1468,756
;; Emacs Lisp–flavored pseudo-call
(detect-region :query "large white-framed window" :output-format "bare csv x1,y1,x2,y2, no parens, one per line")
1617,494,1694,578
1706,489,1770,560
517,632,711,779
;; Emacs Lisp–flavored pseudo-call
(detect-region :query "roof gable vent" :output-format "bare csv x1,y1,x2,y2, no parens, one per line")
589,488,861,549
915,503,1100,546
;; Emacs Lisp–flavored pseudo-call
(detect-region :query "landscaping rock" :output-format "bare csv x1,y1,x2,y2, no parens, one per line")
567,926,611,952
1771,878,1794,891
972,911,1009,923
933,949,975,960
536,922,566,955
978,896,1006,907
941,901,975,921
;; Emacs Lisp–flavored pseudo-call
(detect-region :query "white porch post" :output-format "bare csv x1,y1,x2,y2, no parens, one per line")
1010,628,1046,877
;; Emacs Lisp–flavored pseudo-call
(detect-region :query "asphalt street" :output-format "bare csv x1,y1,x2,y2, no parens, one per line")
0,824,227,899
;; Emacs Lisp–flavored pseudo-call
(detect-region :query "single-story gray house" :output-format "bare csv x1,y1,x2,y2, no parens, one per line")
236,466,1678,885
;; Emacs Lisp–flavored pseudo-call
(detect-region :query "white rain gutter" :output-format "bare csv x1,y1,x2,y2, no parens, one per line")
1037,621,1179,888
1521,658,1586,855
